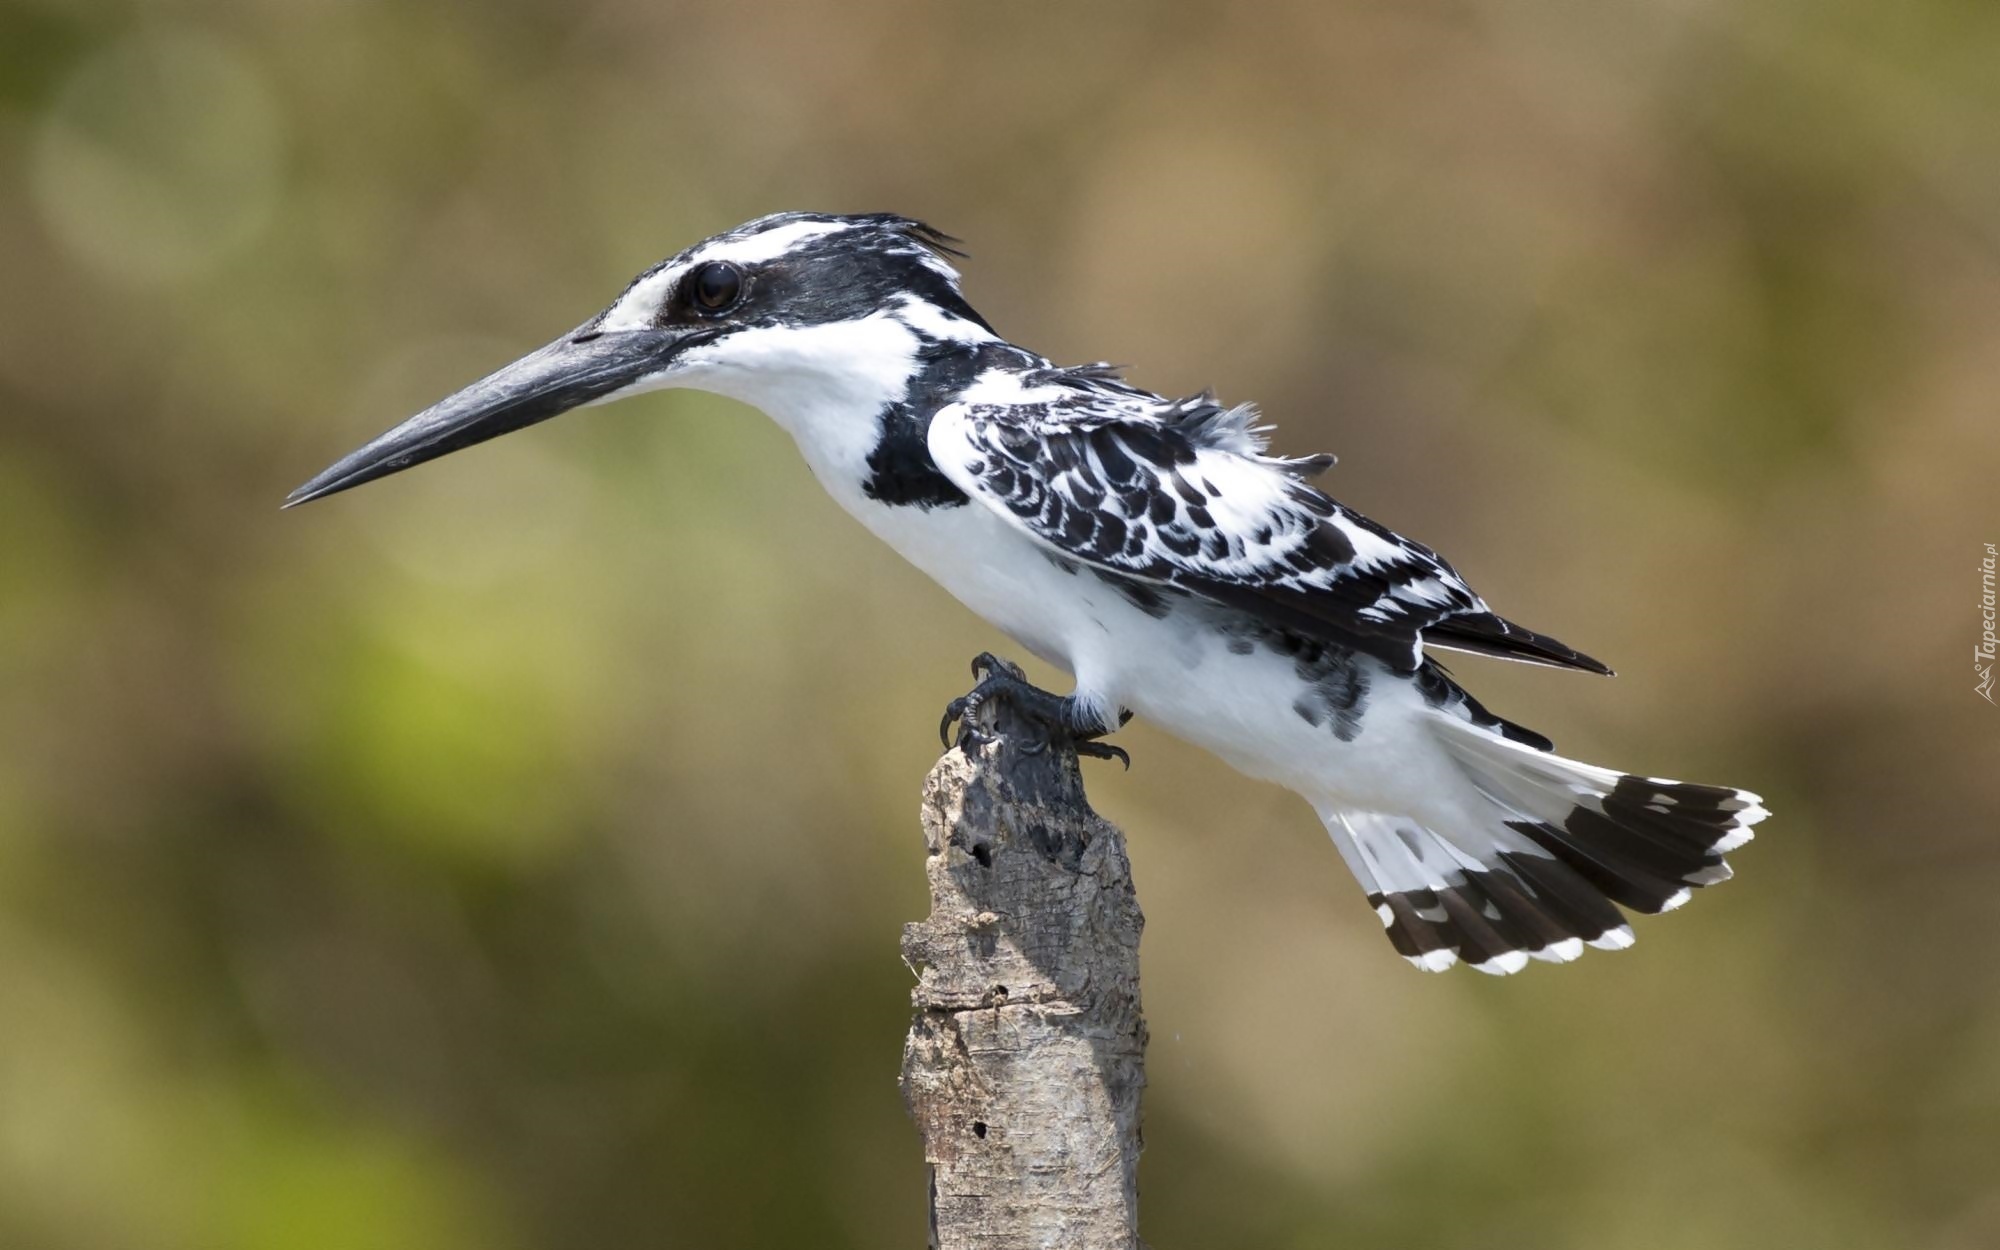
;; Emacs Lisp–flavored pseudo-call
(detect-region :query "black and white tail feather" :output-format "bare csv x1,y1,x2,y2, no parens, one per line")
1327,717,1766,975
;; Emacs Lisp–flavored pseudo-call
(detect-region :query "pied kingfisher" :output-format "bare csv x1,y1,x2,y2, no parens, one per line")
290,212,1768,975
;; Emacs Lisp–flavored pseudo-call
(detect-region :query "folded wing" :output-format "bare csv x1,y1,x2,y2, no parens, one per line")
928,381,1610,677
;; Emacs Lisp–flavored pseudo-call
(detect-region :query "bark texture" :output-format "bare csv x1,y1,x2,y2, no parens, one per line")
900,696,1148,1250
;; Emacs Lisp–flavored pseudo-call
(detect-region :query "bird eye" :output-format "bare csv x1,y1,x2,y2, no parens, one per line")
689,262,743,313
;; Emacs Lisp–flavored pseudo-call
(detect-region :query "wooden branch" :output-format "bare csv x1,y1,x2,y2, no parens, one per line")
900,693,1148,1250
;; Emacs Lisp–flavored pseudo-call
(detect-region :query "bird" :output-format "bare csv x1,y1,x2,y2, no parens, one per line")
289,211,1768,975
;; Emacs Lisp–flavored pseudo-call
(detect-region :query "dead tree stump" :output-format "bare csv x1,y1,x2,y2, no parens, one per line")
900,691,1148,1250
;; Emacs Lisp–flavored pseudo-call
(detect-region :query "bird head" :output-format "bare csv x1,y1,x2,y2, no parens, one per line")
285,212,994,506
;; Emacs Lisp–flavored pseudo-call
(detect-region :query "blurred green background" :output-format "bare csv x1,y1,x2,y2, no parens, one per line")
2,1,1996,1246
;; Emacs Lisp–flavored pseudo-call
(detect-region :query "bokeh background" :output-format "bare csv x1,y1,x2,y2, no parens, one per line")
2,1,1996,1246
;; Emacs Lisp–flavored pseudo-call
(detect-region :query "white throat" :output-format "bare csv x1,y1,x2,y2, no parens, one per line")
663,309,993,493
679,314,916,430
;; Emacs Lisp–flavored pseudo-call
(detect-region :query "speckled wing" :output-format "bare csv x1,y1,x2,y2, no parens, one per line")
928,391,1609,676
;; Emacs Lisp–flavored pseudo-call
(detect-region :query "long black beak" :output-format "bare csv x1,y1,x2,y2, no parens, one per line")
285,325,702,507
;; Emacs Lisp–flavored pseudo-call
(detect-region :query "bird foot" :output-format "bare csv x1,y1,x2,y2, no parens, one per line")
939,652,1131,768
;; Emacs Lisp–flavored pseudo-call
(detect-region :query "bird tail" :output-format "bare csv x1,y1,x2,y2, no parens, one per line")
1319,717,1768,975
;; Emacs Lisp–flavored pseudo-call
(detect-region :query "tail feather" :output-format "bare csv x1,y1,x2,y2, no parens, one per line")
1506,816,1699,915
1331,812,1610,975
1499,852,1634,951
1323,717,1767,975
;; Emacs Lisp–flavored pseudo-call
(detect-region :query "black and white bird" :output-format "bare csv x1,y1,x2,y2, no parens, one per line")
290,212,1767,975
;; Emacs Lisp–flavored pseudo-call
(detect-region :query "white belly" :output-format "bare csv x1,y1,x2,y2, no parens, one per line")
837,492,1107,670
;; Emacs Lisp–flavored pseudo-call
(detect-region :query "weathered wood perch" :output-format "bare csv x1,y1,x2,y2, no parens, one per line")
900,690,1149,1250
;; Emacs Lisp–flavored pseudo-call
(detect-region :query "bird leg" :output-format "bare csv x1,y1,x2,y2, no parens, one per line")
940,652,1132,768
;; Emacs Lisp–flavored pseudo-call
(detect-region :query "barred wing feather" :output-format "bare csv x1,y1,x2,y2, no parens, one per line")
928,391,1609,676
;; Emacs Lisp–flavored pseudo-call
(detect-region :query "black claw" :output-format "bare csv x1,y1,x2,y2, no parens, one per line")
968,651,1024,684
1076,740,1132,769
940,693,985,751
